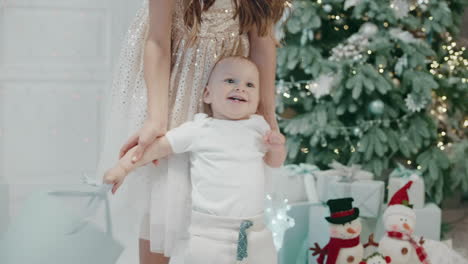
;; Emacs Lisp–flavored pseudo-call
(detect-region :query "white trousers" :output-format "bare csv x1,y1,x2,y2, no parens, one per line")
175,210,277,264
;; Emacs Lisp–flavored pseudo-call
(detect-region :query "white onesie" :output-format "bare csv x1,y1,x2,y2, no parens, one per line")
165,113,277,264
165,113,270,218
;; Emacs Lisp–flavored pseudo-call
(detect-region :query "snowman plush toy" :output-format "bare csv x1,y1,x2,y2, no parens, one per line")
378,181,468,264
311,198,364,264
378,181,430,264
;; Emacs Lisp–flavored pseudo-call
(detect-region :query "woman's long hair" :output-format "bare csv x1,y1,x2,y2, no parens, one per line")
183,0,288,42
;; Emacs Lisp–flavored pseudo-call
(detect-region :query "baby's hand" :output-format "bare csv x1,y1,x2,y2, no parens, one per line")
103,164,128,194
263,130,286,152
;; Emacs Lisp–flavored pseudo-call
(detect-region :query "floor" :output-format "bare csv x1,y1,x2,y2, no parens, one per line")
443,201,468,258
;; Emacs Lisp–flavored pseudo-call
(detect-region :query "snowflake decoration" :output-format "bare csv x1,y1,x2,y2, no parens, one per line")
265,194,295,251
308,74,335,99
390,0,410,19
405,94,429,112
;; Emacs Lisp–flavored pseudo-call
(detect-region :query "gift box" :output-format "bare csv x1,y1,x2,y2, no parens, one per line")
0,181,9,237
0,184,124,264
319,180,384,218
316,162,384,218
308,204,330,264
272,164,320,203
387,163,425,209
374,203,441,241
315,160,374,190
278,201,317,264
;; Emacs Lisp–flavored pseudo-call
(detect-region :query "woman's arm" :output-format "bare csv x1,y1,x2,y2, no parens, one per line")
124,137,174,170
144,0,174,126
248,26,279,131
105,136,174,194
119,0,175,162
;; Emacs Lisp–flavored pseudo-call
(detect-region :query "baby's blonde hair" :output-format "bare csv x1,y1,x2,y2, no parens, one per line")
206,55,259,85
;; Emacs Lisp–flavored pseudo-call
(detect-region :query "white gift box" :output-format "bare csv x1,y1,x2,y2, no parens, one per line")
271,164,319,203
374,203,441,241
315,160,374,202
317,176,385,218
387,164,425,209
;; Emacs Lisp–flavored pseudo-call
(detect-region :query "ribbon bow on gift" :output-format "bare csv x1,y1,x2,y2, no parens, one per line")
389,163,421,181
328,160,373,183
283,163,321,203
315,161,380,217
284,163,319,177
48,174,113,235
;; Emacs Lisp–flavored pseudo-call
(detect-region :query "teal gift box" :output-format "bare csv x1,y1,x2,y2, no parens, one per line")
278,201,317,264
308,204,329,264
0,185,124,264
374,203,441,241
0,181,9,237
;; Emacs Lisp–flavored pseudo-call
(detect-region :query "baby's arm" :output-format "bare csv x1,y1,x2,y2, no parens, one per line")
104,136,173,194
263,130,287,168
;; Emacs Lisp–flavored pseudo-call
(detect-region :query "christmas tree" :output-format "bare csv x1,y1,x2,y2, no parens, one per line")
276,0,468,203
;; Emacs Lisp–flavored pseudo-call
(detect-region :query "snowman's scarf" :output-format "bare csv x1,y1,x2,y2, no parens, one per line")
387,231,431,264
317,236,360,264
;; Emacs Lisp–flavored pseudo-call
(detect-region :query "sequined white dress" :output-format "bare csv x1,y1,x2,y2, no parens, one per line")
95,0,249,260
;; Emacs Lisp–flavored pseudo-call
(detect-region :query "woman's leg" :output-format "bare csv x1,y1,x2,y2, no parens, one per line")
138,212,169,264
139,239,169,264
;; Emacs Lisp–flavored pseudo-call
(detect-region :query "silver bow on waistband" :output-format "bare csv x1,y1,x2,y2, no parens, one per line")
236,220,253,262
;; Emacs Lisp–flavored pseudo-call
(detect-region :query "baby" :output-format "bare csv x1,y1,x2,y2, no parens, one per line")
104,56,286,264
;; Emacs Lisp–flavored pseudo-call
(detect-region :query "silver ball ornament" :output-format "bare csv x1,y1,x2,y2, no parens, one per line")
323,4,332,12
369,99,385,115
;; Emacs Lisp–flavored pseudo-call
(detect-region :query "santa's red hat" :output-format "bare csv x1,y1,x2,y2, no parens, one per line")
383,181,416,221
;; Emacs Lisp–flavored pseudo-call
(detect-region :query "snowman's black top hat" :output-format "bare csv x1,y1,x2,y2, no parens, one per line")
325,198,360,224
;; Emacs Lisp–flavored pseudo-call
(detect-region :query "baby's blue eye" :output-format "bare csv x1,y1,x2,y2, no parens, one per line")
247,82,255,88
225,78,235,84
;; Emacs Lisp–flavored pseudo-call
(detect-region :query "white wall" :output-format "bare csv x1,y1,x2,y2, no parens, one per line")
0,0,142,234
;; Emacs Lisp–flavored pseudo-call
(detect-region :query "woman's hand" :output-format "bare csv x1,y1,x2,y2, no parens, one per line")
119,119,166,164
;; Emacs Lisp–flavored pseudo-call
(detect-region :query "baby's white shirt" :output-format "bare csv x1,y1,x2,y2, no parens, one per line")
165,113,270,218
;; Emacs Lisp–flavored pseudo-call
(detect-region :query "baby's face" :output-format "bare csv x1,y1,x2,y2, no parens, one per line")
204,58,260,120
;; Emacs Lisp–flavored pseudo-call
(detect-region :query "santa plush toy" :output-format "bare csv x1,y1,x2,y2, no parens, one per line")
359,253,391,264
378,181,430,264
310,198,364,264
